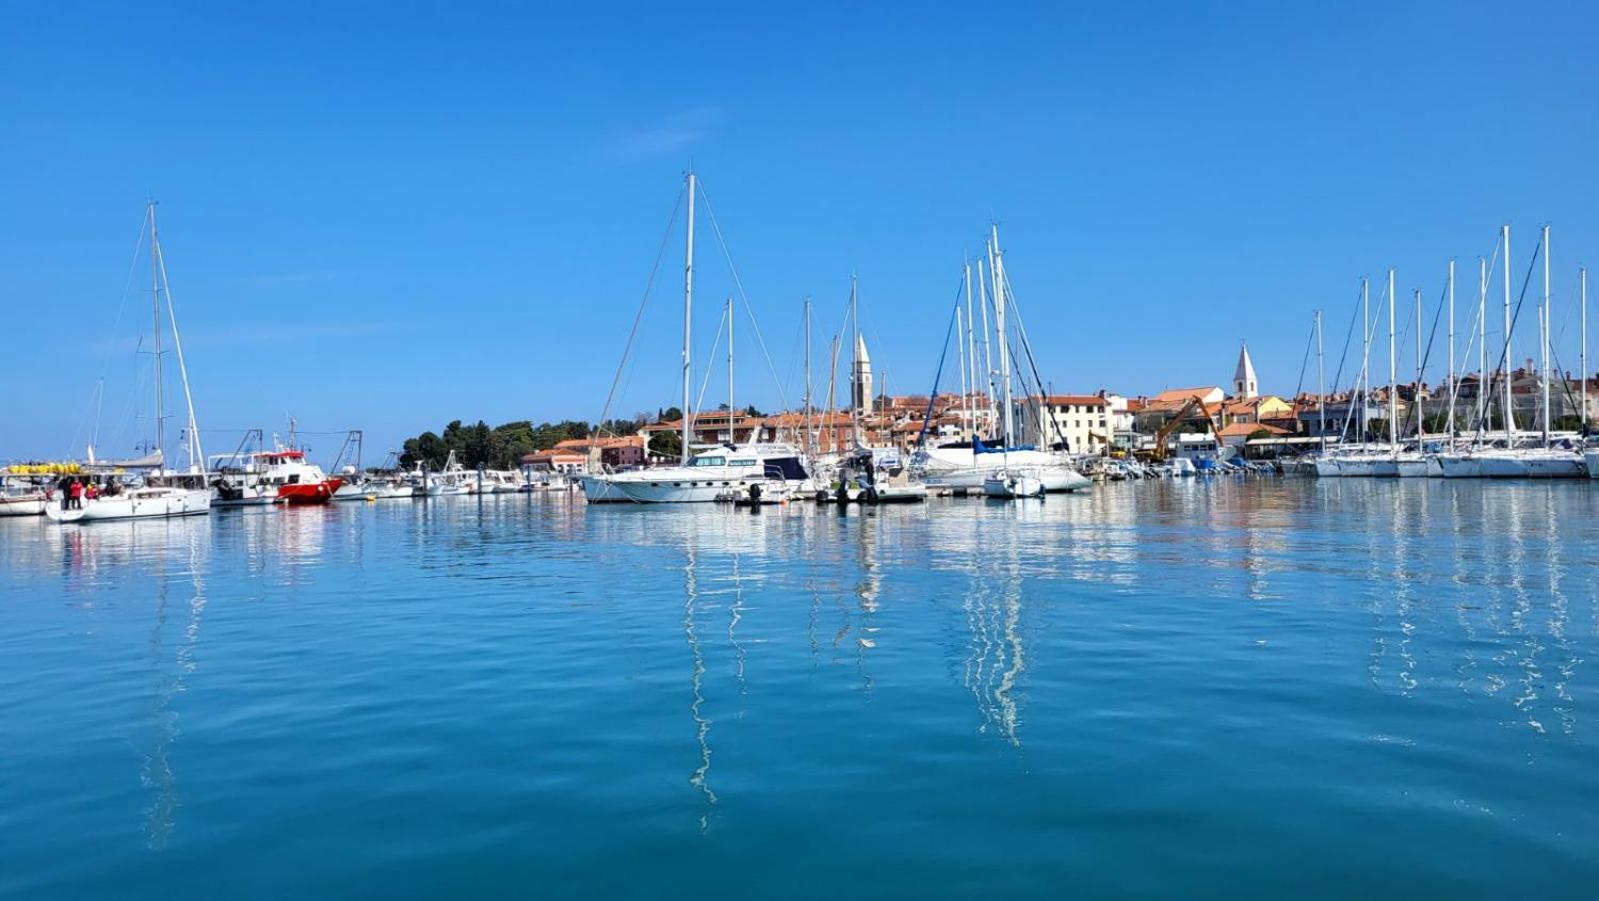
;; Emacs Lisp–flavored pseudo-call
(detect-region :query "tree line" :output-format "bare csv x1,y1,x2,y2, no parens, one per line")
397,408,694,470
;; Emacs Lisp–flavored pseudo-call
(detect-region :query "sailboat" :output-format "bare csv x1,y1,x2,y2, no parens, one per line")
582,172,807,504
980,227,1046,500
46,203,211,523
1439,225,1585,478
912,226,1084,496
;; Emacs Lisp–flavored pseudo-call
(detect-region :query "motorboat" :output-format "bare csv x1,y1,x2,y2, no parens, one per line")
215,449,344,505
586,443,808,504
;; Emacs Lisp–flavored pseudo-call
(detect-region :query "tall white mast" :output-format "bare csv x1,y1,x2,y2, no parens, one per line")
1387,269,1398,448
1446,259,1456,436
849,273,861,447
1478,256,1488,431
1360,277,1370,446
1315,309,1326,449
955,305,968,441
803,297,813,458
991,226,1016,446
726,296,734,445
1414,288,1423,450
977,256,995,424
1541,225,1551,445
681,172,696,464
1582,266,1589,436
149,202,166,467
963,260,976,440
1502,224,1515,440
152,208,204,472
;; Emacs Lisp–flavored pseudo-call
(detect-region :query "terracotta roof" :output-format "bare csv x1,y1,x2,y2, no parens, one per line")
1032,394,1107,406
1150,386,1223,404
1218,422,1289,438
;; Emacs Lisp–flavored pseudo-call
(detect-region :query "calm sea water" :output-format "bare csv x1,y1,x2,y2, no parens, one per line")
2,480,1597,898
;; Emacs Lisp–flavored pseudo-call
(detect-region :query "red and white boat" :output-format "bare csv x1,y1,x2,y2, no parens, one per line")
212,449,344,506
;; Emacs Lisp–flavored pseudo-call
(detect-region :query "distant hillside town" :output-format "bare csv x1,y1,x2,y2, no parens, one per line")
505,338,1599,476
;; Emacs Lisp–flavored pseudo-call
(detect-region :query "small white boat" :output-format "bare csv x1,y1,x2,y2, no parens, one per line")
0,480,48,516
983,470,1044,499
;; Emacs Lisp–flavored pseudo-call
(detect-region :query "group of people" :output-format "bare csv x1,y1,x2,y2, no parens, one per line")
53,476,121,509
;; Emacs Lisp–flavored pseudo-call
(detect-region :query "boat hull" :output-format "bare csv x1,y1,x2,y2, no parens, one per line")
0,495,47,516
1040,468,1092,493
278,478,345,505
983,474,1044,499
45,488,211,523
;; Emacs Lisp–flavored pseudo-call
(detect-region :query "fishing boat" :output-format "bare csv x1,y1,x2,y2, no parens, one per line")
254,449,345,504
46,203,211,524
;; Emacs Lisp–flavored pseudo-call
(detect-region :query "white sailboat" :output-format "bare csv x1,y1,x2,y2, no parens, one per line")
583,172,810,505
47,203,211,524
920,227,1088,494
980,226,1046,500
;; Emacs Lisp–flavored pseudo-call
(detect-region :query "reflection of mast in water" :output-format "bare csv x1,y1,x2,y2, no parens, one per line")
1449,488,1482,695
682,544,716,831
1504,491,1545,733
1391,488,1417,695
728,552,747,696
143,526,208,848
1542,495,1576,735
852,511,882,691
963,528,1025,746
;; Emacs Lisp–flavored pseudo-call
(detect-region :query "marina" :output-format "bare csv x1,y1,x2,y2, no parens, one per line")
10,4,1599,895
3,478,1598,896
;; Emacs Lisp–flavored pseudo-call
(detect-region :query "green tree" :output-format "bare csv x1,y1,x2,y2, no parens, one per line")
649,430,682,459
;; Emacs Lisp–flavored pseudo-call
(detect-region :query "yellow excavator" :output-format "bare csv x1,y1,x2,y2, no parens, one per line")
1141,395,1222,463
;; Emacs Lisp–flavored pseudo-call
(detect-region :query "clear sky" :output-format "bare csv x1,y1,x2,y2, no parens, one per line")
4,2,1597,461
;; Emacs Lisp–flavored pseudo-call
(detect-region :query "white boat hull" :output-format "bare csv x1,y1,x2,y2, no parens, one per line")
1587,449,1599,479
1039,467,1092,492
0,494,47,516
983,474,1044,499
45,488,211,523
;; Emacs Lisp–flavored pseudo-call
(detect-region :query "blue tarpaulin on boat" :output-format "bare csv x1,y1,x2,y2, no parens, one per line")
972,437,1036,455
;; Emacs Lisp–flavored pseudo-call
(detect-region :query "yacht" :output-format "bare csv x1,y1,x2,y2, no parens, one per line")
589,443,807,504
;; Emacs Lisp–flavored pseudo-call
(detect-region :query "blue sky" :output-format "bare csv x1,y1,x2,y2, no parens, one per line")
4,2,1598,461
